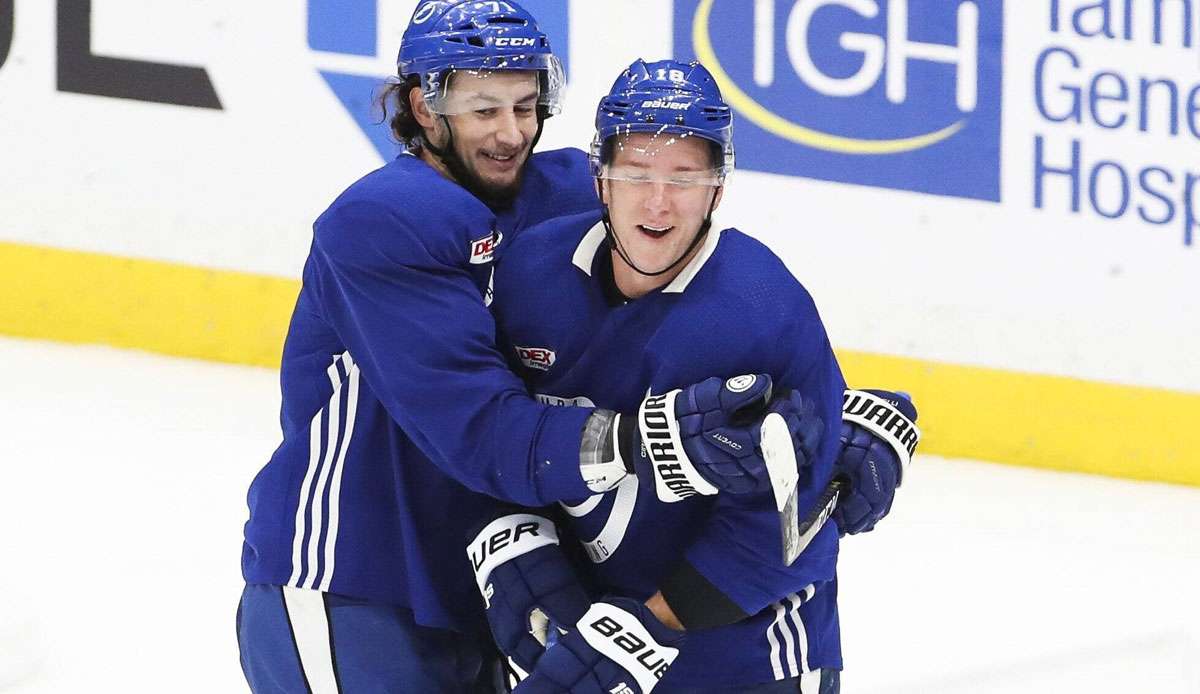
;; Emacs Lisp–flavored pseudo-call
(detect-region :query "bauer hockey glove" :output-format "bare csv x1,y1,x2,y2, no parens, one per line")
833,389,921,535
579,374,823,504
468,513,591,674
513,597,685,694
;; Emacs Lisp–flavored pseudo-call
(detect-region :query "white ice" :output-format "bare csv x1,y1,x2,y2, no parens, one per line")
0,336,1196,693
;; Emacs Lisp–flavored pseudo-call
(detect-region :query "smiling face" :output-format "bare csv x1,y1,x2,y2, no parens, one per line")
412,70,540,206
600,132,724,297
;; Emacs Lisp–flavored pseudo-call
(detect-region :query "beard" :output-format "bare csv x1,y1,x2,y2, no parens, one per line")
432,138,528,211
422,116,541,210
456,156,526,210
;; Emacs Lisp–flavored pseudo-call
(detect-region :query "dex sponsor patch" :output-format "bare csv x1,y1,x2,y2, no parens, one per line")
515,345,556,371
470,230,502,265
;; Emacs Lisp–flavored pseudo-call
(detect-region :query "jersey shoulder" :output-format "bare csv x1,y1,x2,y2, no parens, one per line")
653,230,840,421
497,209,601,286
314,154,496,267
698,229,821,326
520,148,601,225
525,147,590,189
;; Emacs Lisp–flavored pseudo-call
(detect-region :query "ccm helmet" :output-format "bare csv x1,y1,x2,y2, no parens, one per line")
398,0,565,117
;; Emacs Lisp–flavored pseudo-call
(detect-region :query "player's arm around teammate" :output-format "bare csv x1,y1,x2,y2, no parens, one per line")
237,5,825,693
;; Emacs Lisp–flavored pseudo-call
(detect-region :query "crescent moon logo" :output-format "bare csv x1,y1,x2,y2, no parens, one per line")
412,2,441,24
691,0,966,155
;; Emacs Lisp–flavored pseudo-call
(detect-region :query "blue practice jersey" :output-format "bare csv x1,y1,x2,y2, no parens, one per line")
491,211,847,687
241,149,602,633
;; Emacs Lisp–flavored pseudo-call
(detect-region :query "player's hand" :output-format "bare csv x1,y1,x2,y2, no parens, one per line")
626,374,823,503
834,389,921,535
467,513,591,673
513,597,685,694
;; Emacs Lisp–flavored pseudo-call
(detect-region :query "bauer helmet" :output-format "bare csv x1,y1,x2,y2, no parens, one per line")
591,59,734,278
590,59,734,180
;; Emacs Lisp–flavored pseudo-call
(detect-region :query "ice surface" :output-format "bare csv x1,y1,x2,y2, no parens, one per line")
0,336,1196,693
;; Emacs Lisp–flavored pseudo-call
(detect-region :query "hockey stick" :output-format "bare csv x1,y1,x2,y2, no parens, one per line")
789,476,847,564
761,412,847,565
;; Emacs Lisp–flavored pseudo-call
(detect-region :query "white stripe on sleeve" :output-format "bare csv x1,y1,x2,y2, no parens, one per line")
289,391,328,586
770,598,798,678
319,354,359,592
787,592,809,674
767,600,787,680
304,361,345,588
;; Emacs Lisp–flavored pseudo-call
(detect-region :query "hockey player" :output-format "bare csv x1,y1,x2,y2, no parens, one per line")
236,3,829,692
474,60,920,693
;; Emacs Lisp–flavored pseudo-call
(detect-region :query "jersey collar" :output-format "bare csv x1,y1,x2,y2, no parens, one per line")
571,220,721,295
571,221,608,275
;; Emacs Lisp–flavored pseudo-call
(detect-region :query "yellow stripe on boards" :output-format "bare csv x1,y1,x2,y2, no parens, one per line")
1,240,1195,486
0,240,299,368
836,351,1199,487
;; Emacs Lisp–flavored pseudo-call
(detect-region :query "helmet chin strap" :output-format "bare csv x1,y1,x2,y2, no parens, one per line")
421,115,485,199
598,182,721,278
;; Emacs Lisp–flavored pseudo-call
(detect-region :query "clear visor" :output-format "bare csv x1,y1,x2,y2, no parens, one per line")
421,54,566,116
590,129,729,189
597,164,724,191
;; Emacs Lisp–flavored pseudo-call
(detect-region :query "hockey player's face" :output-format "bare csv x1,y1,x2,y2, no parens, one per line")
439,71,539,203
603,133,723,280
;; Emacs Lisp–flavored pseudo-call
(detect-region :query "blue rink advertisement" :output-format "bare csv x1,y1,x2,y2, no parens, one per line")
1031,1,1200,247
0,0,1194,395
673,0,1005,201
672,0,1198,247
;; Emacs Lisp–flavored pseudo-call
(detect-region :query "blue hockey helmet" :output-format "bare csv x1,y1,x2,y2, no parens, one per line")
590,59,735,179
397,0,565,116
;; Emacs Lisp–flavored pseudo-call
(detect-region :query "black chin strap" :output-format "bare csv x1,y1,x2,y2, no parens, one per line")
531,104,548,150
422,115,473,191
598,182,721,278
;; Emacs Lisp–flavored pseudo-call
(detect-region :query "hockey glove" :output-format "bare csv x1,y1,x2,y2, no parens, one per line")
580,374,823,504
468,513,591,674
833,389,921,535
514,597,685,694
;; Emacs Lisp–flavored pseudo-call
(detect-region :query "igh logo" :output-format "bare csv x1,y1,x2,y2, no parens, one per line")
674,0,1004,201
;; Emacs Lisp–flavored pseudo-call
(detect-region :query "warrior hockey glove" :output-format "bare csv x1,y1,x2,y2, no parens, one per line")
514,597,685,694
580,374,823,504
468,513,591,674
833,389,921,535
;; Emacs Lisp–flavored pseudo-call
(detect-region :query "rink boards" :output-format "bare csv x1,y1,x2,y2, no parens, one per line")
0,1,1197,484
